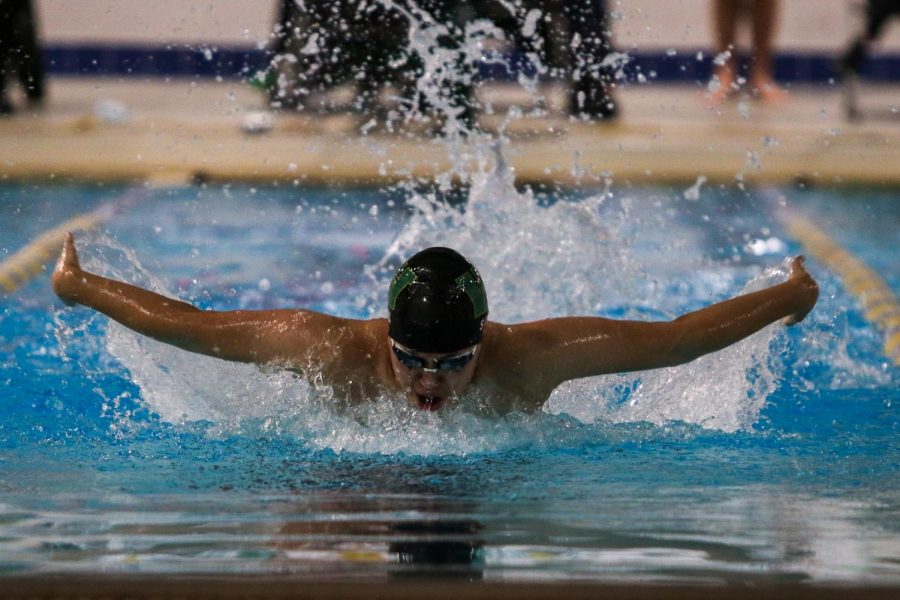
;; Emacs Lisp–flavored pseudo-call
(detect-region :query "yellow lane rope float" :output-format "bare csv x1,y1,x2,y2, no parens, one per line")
0,209,109,294
777,204,900,366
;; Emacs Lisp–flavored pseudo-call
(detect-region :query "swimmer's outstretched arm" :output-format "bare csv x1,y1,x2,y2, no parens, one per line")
509,257,819,387
51,233,336,364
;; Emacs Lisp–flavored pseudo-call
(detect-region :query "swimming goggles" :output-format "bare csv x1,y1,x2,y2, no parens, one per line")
390,341,477,373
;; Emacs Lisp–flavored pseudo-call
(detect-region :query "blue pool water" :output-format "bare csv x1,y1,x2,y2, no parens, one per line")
0,176,897,584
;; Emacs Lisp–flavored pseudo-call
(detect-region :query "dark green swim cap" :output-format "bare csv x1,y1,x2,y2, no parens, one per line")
388,247,488,353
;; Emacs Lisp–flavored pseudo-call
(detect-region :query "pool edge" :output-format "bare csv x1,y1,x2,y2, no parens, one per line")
1,576,899,600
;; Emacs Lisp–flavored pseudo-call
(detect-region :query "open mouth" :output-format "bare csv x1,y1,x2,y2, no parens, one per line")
415,394,446,411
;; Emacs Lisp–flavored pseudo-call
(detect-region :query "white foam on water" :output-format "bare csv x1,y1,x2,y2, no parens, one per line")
376,149,643,324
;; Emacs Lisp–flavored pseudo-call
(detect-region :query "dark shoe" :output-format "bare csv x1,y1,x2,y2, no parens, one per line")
839,40,866,78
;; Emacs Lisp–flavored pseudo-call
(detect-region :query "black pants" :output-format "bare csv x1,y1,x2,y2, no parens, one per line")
841,0,900,74
475,0,616,118
0,0,45,110
267,0,614,120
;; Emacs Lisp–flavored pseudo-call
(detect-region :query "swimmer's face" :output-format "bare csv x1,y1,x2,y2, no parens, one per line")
389,340,479,411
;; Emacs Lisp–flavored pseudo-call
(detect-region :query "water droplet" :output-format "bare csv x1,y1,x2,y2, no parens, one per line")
683,175,707,201
713,50,731,66
746,151,761,170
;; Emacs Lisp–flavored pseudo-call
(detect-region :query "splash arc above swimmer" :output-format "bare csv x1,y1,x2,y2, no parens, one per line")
52,233,818,413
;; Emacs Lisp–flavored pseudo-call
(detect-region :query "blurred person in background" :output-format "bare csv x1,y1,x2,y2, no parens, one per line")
839,0,900,118
840,0,900,74
561,0,618,120
840,0,900,76
261,0,617,127
708,0,787,104
479,0,618,121
264,0,473,128
0,0,45,116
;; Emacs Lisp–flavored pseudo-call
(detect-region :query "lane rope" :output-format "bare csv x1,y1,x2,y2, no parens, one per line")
1,187,147,295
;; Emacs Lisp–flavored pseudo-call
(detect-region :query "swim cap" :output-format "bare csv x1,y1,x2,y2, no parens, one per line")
388,247,488,353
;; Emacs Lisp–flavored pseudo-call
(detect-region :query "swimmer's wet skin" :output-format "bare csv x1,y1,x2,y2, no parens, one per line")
52,233,819,413
390,340,479,411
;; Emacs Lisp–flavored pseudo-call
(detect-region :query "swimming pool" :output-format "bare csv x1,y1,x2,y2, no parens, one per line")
0,175,897,585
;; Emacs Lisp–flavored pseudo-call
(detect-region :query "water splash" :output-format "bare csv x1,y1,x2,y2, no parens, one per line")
61,177,861,454
65,162,805,454
375,144,642,323
547,269,788,433
51,5,845,454
376,164,790,433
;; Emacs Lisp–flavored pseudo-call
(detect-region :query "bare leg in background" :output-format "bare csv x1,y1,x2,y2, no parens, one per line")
750,0,787,101
708,0,786,104
709,0,739,103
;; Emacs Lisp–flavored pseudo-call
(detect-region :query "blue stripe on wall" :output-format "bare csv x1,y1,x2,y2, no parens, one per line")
43,44,900,83
44,45,266,79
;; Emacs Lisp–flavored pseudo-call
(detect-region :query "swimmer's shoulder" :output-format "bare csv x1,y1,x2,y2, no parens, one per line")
327,317,390,363
478,321,560,408
279,310,386,334
354,316,389,339
286,315,390,388
330,318,393,393
270,311,386,360
482,319,557,354
293,313,387,350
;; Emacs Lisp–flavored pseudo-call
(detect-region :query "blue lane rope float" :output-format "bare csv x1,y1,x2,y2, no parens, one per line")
776,202,900,367
0,187,148,295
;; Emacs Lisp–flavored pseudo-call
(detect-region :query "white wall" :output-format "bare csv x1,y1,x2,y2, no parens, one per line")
615,0,900,51
35,0,900,52
36,1,277,46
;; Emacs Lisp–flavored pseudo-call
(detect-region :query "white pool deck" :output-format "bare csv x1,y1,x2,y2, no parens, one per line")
1,78,898,186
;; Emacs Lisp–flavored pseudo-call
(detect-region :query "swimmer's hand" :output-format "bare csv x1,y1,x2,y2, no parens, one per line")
51,232,82,306
783,256,818,326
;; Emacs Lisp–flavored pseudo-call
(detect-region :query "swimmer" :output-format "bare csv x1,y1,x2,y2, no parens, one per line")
52,233,818,413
